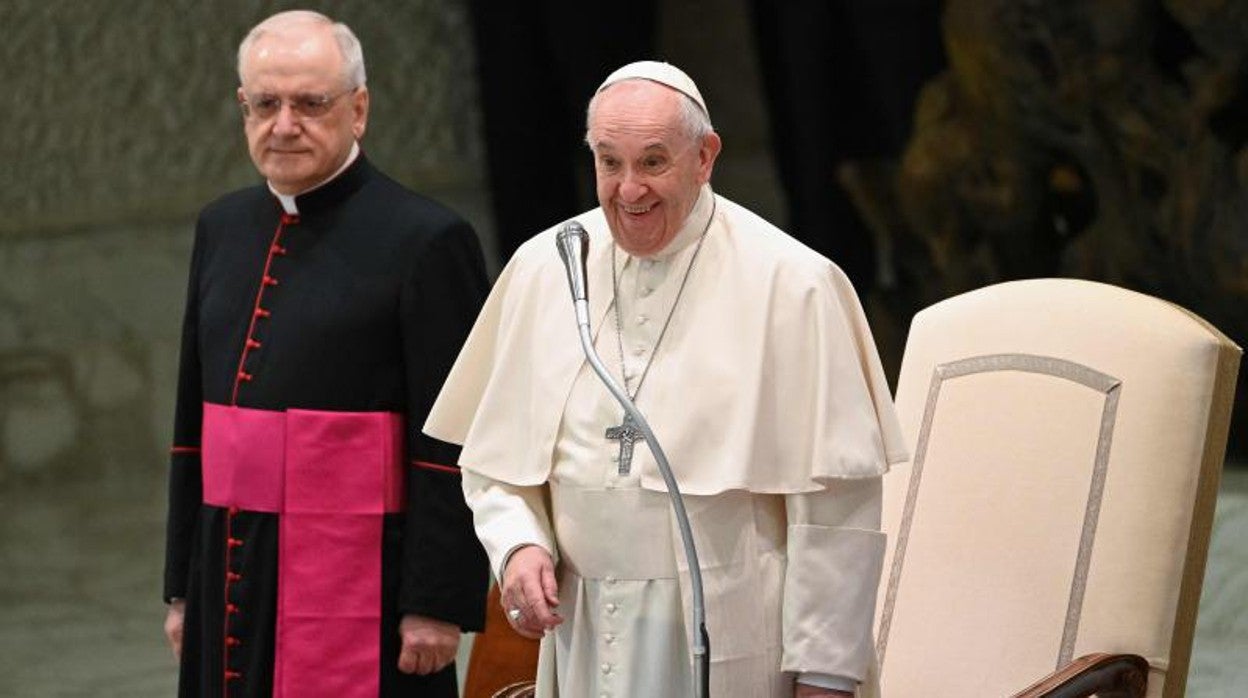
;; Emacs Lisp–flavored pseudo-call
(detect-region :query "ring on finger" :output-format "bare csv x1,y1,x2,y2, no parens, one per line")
507,607,522,622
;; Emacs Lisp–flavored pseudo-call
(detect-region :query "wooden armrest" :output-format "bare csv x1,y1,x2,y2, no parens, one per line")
463,585,540,698
1010,653,1149,698
490,681,536,698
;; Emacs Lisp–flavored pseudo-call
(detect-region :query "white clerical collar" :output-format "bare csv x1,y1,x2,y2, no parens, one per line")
269,141,361,215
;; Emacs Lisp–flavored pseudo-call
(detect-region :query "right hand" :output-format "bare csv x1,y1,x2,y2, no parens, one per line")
500,545,562,639
164,599,186,661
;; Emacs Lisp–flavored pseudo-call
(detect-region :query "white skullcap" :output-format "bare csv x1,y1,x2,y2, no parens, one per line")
596,60,709,117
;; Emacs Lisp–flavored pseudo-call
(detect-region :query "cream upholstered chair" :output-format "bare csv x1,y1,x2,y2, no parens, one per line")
875,279,1241,696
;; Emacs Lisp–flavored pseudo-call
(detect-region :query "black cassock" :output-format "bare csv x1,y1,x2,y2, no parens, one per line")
163,156,490,697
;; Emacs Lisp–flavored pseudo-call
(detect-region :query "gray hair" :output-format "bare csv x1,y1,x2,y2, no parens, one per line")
584,78,715,147
237,10,367,89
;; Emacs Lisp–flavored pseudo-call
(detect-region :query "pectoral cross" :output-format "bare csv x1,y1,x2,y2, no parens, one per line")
604,413,645,475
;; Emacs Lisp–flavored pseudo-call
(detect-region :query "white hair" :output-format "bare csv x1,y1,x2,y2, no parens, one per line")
237,10,367,89
584,78,715,147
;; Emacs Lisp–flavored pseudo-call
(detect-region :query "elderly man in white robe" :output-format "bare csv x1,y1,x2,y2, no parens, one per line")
425,61,907,697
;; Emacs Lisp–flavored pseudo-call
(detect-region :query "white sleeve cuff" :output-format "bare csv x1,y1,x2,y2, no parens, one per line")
782,478,886,680
798,672,858,692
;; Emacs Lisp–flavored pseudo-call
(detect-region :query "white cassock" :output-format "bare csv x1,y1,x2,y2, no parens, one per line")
426,186,908,697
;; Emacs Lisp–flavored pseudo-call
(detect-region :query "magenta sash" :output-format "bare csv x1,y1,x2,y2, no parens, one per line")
202,402,405,698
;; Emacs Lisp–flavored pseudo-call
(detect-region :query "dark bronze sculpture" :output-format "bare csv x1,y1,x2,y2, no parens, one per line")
843,0,1248,453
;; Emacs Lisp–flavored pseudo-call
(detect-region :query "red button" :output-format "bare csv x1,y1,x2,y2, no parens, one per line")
246,339,261,349
226,604,238,614
255,308,271,318
228,507,240,516
225,670,242,680
281,214,299,224
228,538,244,548
237,372,252,382
226,636,241,647
271,245,288,255
263,275,278,286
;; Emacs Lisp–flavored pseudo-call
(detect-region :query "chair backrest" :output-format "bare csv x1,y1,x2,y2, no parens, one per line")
875,279,1240,697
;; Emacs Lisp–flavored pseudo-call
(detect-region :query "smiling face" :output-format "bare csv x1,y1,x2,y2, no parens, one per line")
237,22,368,195
587,80,721,257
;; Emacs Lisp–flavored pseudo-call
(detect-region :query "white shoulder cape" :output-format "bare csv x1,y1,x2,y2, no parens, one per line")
425,193,907,494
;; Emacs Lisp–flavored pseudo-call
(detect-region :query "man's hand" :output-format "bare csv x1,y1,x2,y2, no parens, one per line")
795,684,854,698
500,545,562,639
397,614,461,675
164,599,186,661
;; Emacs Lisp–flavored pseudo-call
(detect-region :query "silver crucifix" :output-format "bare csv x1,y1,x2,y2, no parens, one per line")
604,412,645,475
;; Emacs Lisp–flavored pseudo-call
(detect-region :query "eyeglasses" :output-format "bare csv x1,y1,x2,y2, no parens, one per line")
239,87,357,121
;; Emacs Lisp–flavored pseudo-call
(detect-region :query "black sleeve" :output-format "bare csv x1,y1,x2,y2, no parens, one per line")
396,217,491,631
163,219,206,602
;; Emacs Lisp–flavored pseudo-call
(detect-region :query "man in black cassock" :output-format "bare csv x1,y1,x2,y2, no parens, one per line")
162,10,489,697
